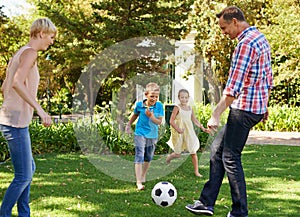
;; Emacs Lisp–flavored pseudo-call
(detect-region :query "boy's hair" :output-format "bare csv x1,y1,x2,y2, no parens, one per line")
178,89,189,97
145,82,160,93
30,18,57,38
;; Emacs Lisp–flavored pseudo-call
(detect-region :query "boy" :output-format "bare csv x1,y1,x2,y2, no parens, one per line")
126,82,164,190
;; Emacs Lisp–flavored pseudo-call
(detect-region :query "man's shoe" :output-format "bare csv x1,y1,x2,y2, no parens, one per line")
227,212,233,217
226,212,248,217
185,200,214,216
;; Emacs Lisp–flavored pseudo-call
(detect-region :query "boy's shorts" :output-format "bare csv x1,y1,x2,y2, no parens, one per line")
134,135,158,163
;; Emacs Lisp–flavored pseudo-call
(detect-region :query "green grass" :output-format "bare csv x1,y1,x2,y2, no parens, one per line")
0,145,299,217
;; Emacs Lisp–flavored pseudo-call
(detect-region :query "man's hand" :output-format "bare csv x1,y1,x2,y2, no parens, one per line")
207,116,219,133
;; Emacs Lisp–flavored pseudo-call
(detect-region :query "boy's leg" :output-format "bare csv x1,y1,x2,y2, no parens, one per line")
134,135,146,190
135,163,144,190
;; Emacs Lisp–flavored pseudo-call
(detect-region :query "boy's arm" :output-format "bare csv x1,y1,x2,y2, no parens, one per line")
145,103,164,125
126,113,138,134
149,115,163,125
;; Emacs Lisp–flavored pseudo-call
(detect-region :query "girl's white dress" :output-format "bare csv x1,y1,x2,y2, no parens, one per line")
167,105,200,154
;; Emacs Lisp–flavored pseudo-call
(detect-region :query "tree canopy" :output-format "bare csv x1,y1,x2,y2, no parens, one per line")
0,0,299,111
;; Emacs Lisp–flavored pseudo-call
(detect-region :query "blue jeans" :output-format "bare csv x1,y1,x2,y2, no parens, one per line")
0,125,36,217
199,109,263,217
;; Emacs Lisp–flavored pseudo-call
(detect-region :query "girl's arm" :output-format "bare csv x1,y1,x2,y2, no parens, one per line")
169,106,184,134
191,108,209,133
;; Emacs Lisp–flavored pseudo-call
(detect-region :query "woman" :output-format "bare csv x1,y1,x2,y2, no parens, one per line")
0,18,57,217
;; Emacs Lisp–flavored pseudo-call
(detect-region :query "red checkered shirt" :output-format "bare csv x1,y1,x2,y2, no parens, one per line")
223,26,273,114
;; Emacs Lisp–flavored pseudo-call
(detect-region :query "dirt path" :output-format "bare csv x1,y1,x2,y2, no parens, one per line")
246,130,300,146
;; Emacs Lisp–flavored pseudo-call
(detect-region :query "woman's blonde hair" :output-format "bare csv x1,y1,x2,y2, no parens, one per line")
30,18,57,38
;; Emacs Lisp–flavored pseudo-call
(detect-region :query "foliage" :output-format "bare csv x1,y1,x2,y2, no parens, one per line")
29,120,80,154
264,0,300,106
1,145,300,216
1,104,299,161
0,7,25,83
27,0,195,107
190,0,300,107
254,105,300,132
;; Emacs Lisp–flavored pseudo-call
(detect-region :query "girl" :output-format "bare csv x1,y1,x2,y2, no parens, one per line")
166,89,209,177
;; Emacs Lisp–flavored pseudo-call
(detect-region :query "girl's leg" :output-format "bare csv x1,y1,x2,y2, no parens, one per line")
166,153,181,164
191,153,202,177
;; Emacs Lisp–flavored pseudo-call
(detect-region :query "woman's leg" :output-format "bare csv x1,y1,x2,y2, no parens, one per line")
0,126,34,217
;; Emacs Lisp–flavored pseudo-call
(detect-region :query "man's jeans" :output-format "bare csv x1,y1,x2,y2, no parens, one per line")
199,109,263,217
0,125,35,217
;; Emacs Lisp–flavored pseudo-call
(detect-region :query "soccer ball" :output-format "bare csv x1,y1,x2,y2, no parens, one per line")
151,181,177,207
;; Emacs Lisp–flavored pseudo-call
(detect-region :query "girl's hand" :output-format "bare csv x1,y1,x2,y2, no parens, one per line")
177,128,184,134
200,125,211,134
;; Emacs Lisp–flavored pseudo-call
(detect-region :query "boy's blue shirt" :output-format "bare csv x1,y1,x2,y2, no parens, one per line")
133,100,164,138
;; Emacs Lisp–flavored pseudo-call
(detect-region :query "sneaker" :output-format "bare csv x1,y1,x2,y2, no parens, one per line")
185,200,214,216
226,212,248,217
227,212,233,217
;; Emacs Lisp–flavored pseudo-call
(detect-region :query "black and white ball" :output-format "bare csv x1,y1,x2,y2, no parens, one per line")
151,181,177,207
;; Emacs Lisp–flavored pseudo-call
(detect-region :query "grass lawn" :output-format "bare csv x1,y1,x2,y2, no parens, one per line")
0,145,299,217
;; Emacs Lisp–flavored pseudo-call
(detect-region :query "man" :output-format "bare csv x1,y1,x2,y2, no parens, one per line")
185,6,273,217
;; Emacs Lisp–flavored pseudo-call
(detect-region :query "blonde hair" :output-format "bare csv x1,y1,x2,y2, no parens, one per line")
30,18,57,38
145,82,160,93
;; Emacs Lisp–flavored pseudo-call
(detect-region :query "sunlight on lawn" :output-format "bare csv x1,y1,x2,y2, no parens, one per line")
32,196,101,216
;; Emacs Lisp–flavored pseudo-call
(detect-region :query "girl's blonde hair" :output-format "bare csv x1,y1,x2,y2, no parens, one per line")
30,18,57,38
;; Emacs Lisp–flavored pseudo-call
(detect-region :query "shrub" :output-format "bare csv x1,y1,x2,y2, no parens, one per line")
0,105,299,161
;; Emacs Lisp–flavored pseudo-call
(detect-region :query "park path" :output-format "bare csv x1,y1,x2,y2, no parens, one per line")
246,130,300,146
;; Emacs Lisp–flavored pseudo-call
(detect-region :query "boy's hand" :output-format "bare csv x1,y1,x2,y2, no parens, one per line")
125,124,131,134
145,109,153,118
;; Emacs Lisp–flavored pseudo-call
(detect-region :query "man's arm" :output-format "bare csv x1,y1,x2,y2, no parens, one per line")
208,94,235,131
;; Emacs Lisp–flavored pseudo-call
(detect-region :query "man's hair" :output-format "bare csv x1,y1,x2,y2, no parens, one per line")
145,82,160,93
216,6,246,22
30,18,57,38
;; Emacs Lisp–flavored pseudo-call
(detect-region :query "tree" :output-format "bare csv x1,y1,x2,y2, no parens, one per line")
191,0,300,104
29,0,195,121
0,7,25,83
262,0,300,106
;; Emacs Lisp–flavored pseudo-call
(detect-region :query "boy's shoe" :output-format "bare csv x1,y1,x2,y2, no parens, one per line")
185,200,214,216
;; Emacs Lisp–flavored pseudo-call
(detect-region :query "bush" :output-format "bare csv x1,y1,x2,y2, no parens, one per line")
254,105,300,131
0,105,299,162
